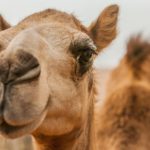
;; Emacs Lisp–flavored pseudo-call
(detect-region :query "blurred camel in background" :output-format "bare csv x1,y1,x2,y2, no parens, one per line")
97,36,150,150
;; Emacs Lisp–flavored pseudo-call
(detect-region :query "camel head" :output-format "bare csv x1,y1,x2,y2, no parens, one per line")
106,36,150,94
0,5,119,139
125,36,150,79
112,36,150,84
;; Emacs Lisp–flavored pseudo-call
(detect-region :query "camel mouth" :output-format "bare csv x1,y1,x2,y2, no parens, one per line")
0,121,35,138
0,98,49,139
0,116,43,138
0,55,49,138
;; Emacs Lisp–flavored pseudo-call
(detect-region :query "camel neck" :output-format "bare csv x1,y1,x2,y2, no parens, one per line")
33,97,95,150
33,73,96,150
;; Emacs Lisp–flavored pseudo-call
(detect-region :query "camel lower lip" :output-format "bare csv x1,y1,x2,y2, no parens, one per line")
0,104,49,139
0,121,31,136
0,116,44,139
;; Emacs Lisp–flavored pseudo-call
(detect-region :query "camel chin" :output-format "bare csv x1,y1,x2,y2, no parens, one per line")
0,103,48,139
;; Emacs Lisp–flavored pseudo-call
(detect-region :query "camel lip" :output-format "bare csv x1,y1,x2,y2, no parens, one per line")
0,98,50,139
0,108,47,139
0,121,30,137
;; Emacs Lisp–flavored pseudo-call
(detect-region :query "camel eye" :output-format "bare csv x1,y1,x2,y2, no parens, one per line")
70,33,97,77
74,48,97,77
78,48,94,64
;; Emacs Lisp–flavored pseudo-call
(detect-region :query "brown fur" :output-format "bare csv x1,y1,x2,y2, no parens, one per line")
89,4,119,51
0,5,119,150
0,15,11,31
97,37,150,150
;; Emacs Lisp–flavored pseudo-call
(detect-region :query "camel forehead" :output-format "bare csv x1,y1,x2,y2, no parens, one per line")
19,9,85,31
3,23,79,81
5,25,77,63
0,9,88,53
9,24,77,49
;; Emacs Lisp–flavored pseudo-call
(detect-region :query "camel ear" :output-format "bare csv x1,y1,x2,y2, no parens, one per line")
89,4,119,52
0,15,11,31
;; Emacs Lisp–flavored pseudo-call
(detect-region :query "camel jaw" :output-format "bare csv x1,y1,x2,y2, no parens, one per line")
0,92,50,139
0,52,49,138
0,107,48,139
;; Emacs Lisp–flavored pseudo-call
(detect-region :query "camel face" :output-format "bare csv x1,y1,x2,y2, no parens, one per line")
0,24,97,138
0,5,119,142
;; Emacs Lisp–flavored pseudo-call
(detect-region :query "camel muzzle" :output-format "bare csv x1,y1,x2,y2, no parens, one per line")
0,50,41,125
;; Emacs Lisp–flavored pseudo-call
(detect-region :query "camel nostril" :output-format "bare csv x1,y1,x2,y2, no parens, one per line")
7,50,40,83
17,50,39,70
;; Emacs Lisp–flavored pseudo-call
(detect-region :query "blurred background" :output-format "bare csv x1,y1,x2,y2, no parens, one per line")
0,0,149,149
0,0,150,69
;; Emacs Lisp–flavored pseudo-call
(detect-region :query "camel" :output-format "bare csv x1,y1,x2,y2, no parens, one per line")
96,36,150,150
0,5,119,150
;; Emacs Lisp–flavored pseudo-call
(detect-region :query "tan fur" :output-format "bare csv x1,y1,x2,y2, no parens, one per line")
97,37,150,150
0,5,119,150
89,4,119,52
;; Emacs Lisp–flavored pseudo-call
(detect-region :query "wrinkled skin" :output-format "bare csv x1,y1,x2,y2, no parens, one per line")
0,5,119,150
